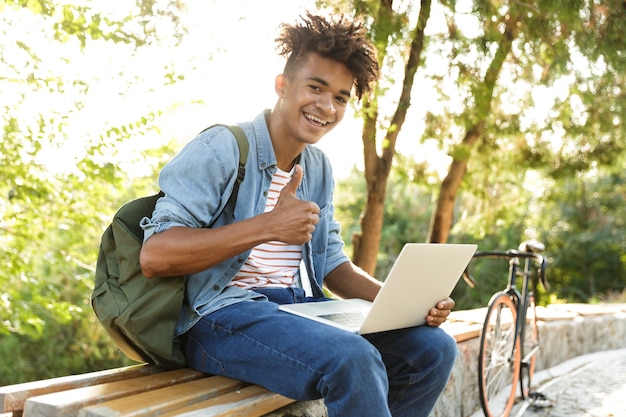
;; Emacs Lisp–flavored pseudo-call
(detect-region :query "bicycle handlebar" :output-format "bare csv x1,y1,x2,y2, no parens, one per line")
462,240,549,290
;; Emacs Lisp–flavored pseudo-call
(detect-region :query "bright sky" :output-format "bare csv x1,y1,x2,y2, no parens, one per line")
6,0,572,182
5,0,460,179
163,0,457,177
93,0,456,178
163,0,366,177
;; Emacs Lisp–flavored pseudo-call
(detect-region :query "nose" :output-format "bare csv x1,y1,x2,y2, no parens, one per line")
316,93,336,115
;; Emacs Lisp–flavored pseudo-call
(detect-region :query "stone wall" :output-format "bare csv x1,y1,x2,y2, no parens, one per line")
431,303,626,417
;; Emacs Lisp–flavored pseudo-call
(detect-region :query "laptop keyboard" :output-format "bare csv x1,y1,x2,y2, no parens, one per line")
319,311,366,327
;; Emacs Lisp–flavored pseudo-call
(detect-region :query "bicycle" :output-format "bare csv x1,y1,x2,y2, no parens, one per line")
462,240,549,417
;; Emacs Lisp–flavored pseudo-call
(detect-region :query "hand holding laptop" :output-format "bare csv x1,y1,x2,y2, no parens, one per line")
427,297,456,327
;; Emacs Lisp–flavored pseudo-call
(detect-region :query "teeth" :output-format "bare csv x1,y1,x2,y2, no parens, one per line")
305,113,328,126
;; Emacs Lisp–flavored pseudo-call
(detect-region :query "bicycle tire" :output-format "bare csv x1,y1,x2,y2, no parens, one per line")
478,292,521,417
520,292,539,399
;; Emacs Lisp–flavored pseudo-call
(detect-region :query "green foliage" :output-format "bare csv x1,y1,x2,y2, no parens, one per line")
3,0,188,48
0,125,179,384
333,168,367,254
0,0,190,384
537,166,626,302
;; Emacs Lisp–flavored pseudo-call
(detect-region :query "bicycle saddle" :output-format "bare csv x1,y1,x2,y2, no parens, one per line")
518,240,545,253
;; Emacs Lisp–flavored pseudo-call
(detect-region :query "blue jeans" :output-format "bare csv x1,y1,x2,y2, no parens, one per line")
182,288,457,417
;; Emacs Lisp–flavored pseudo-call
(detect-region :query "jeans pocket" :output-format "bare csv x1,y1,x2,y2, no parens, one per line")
252,287,306,304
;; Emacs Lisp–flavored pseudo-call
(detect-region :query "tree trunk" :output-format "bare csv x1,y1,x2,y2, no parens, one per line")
352,107,388,274
428,123,484,243
351,0,432,275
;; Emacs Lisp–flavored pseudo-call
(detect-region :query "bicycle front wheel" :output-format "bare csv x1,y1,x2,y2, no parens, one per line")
478,292,521,417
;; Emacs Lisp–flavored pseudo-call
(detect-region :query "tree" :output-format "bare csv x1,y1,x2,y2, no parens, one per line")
429,0,626,242
320,0,626,274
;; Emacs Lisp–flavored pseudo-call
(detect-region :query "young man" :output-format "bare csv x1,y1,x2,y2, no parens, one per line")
140,12,457,417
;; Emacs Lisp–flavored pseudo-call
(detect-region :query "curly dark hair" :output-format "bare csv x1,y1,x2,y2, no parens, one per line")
275,12,379,101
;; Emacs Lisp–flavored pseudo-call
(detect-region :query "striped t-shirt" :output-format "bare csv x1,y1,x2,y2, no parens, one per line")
230,167,302,290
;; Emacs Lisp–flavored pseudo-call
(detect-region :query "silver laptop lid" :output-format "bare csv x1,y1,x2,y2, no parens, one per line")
358,243,477,334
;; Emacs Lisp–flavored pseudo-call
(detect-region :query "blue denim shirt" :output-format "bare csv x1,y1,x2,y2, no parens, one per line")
141,110,350,335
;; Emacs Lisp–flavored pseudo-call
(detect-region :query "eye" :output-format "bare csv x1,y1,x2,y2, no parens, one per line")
309,85,322,93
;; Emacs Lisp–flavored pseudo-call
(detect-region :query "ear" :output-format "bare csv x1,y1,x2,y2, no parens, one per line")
275,74,286,97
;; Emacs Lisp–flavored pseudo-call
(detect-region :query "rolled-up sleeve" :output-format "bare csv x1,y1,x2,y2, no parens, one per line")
141,127,240,242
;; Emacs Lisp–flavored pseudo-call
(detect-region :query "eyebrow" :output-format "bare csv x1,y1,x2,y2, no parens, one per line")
308,76,352,99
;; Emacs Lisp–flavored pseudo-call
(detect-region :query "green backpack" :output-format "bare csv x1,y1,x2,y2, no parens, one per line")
91,125,249,370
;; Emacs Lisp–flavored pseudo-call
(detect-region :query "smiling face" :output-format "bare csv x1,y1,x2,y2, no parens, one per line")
270,53,354,150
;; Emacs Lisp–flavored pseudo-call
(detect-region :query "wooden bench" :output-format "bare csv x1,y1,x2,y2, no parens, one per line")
0,364,295,417
0,323,481,417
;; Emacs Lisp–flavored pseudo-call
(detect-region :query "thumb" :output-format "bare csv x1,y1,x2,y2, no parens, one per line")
282,164,303,196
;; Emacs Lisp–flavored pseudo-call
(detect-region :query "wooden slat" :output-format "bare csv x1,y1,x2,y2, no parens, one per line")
156,385,295,417
443,322,483,343
0,364,157,414
23,368,206,417
448,308,488,325
77,376,245,417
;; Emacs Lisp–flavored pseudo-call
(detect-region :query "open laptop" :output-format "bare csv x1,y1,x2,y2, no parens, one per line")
279,243,477,334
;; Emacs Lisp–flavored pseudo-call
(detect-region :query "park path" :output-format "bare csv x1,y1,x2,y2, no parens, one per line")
512,348,626,417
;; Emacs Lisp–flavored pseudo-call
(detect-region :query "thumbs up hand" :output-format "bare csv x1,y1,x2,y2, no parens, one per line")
281,163,305,199
269,164,320,245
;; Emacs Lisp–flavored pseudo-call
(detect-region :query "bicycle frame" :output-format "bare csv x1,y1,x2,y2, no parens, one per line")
468,242,548,417
508,253,539,367
474,250,545,369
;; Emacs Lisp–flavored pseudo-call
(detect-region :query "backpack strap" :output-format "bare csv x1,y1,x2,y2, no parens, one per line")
197,124,249,226
155,124,248,228
222,125,248,223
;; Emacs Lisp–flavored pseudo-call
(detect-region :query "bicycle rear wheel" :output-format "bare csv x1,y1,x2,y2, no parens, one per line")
478,292,521,417
520,292,539,399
